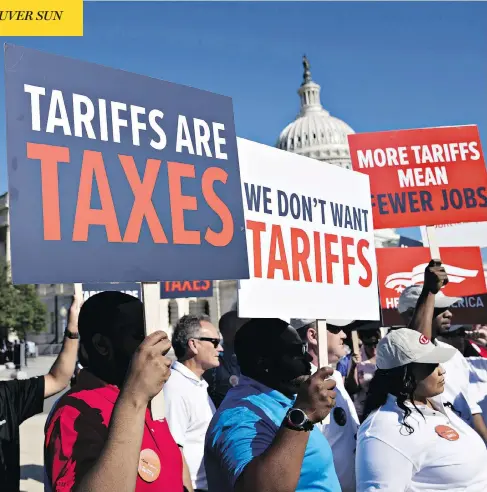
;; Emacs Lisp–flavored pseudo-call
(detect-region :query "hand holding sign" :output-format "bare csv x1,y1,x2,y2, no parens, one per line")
66,288,83,332
124,331,172,406
294,366,337,424
424,259,449,294
466,325,487,347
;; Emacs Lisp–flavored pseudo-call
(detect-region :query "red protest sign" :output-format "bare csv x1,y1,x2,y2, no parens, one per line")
382,293,487,326
348,125,487,229
376,247,486,310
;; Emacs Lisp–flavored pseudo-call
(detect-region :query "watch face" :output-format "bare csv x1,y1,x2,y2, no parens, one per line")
289,409,306,426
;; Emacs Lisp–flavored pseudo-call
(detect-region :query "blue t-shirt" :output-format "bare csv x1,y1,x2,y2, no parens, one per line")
205,376,341,492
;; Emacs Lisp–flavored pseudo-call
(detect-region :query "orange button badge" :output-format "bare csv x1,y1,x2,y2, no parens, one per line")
435,425,460,441
138,448,161,483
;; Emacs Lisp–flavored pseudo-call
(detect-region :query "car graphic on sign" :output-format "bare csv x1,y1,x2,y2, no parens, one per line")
384,263,479,293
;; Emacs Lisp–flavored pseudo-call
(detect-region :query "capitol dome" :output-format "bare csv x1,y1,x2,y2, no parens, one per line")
277,56,400,248
277,56,355,169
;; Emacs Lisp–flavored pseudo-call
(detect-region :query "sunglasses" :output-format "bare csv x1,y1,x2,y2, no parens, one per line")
327,325,344,335
363,340,378,347
433,308,451,318
193,337,222,348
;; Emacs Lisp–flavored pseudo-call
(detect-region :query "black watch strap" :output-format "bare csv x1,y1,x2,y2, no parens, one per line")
64,328,79,340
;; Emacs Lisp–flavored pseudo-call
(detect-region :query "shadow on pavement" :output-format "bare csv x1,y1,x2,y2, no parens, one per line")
20,464,44,483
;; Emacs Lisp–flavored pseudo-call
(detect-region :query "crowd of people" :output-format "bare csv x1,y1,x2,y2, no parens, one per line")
1,260,487,491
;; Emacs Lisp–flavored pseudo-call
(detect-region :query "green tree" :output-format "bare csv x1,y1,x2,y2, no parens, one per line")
0,262,20,335
0,261,47,340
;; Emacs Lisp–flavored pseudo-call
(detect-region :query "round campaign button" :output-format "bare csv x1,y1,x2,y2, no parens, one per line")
138,448,161,483
333,407,347,426
229,375,239,387
419,334,430,345
435,425,460,441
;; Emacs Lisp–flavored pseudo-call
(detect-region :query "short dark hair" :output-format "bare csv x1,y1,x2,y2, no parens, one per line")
234,318,290,376
78,291,143,361
218,311,250,340
172,314,211,359
359,328,381,344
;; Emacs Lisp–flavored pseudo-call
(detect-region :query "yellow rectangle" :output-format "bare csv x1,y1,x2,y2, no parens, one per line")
0,0,83,36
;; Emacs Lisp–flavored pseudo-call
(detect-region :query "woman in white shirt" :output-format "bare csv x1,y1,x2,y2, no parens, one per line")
356,328,487,492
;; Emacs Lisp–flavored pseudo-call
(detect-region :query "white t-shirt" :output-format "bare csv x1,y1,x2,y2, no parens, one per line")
164,361,216,490
436,340,482,426
311,365,359,492
356,394,487,491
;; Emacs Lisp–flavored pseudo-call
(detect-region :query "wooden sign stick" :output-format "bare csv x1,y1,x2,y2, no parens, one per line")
74,283,83,300
426,226,441,260
141,281,165,421
316,319,329,368
316,319,331,425
351,331,360,357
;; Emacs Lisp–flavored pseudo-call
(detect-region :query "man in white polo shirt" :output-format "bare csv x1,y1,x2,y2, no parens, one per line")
398,259,487,445
164,314,223,491
292,318,359,492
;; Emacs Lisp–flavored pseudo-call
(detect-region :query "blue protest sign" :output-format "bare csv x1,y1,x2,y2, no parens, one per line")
5,44,249,284
160,280,213,299
398,236,423,248
82,281,213,300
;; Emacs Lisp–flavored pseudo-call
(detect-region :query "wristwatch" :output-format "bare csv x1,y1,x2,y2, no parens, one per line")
284,408,314,432
64,328,79,340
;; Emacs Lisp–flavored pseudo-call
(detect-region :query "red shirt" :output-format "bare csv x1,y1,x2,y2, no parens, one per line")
44,370,183,491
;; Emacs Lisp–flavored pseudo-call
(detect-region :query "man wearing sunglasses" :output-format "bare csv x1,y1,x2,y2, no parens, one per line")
292,318,359,492
398,260,487,445
164,314,223,492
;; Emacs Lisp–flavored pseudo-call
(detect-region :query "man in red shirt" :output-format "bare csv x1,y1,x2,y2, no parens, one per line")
45,291,188,491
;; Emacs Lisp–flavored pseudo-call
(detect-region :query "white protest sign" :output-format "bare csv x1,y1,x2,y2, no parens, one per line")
237,138,380,321
420,222,487,248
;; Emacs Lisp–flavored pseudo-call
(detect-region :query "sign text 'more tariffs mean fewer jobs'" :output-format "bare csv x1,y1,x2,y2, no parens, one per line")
348,126,487,229
5,44,249,284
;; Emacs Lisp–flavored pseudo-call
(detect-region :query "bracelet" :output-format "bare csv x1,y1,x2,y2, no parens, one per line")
64,328,79,340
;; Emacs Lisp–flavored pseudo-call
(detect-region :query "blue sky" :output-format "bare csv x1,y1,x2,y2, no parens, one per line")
1,1,486,242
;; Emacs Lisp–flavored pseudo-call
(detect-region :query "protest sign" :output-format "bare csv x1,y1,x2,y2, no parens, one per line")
5,44,249,284
161,280,213,299
382,294,487,326
348,126,487,229
376,247,486,311
237,138,380,321
420,222,487,248
82,280,212,300
399,235,423,248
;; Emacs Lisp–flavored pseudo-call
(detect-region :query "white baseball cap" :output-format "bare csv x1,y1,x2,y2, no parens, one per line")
397,285,461,314
376,328,456,370
327,319,354,327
